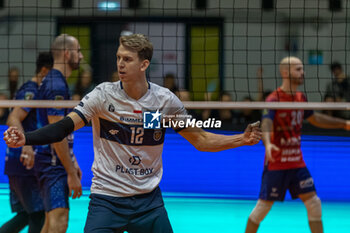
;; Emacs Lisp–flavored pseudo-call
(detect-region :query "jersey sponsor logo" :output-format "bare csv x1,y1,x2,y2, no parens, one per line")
115,165,153,176
25,92,34,100
280,136,301,146
262,109,269,116
120,116,143,123
281,149,301,157
278,112,287,118
143,110,161,129
270,187,279,197
109,129,119,135
78,101,84,107
108,104,115,112
300,177,314,189
153,129,163,141
129,156,141,165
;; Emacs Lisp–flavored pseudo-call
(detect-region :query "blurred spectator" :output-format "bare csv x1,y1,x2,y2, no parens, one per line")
202,92,234,126
8,67,20,99
163,73,179,94
177,89,201,120
322,94,338,117
110,71,120,82
74,70,96,99
0,93,9,124
326,62,350,102
325,62,350,119
232,96,261,130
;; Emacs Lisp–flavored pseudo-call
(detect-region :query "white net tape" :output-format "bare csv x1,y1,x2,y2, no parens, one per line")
0,100,349,110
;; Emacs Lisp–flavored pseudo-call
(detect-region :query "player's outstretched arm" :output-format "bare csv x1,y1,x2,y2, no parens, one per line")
4,111,85,147
178,121,262,152
307,112,350,130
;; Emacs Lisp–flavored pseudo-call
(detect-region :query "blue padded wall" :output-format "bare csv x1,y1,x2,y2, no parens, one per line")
0,126,349,201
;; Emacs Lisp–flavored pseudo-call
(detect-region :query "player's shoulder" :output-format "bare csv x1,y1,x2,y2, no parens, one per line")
265,89,279,102
16,80,38,99
41,69,66,89
296,91,307,101
19,80,38,91
93,81,119,93
44,69,64,81
84,82,119,100
149,82,176,99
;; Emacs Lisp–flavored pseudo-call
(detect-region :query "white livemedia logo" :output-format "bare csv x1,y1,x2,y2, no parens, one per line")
163,117,222,128
143,109,222,129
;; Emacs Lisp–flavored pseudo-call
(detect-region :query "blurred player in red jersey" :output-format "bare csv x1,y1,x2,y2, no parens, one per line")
245,56,350,233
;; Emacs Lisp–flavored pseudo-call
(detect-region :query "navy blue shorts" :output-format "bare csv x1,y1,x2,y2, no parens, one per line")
34,153,69,212
259,167,316,201
8,175,44,213
84,187,173,233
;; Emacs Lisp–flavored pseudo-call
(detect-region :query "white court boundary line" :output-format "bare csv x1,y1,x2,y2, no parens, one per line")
0,100,349,110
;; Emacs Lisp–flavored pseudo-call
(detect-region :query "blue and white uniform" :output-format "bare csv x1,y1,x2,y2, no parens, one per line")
35,69,73,211
74,81,186,233
4,80,44,214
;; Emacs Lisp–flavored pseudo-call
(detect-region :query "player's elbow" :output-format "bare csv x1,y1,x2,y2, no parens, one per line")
193,139,217,152
194,143,208,152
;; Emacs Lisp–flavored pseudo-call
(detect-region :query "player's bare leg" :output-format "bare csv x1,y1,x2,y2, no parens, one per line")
46,208,69,233
40,212,49,233
245,218,259,233
245,199,274,233
299,192,323,233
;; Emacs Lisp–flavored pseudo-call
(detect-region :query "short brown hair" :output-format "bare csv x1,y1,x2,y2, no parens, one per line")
119,34,153,61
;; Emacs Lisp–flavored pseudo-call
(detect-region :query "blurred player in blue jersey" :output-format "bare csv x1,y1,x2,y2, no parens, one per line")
0,52,53,233
34,34,83,233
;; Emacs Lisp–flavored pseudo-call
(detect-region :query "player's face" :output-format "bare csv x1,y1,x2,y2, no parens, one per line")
289,62,304,85
116,45,148,82
68,39,83,70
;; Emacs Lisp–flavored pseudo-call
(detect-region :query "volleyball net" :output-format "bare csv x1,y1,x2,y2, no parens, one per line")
0,0,350,130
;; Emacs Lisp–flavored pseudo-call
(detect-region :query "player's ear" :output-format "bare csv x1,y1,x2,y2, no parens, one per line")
64,49,71,61
281,68,289,79
140,60,150,72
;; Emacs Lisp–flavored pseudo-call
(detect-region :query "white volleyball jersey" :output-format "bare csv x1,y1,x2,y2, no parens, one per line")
74,81,187,197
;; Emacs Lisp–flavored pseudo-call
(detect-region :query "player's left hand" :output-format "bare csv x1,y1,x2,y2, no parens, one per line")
243,121,262,145
20,146,35,170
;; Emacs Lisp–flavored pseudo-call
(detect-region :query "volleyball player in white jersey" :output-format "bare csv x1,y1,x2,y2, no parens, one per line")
4,34,262,233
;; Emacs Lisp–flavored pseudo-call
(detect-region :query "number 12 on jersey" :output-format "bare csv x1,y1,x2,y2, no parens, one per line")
130,127,144,144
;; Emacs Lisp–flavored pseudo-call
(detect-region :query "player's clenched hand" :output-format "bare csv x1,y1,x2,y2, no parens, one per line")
20,145,35,170
3,127,25,148
67,171,82,199
243,121,262,145
265,143,279,162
